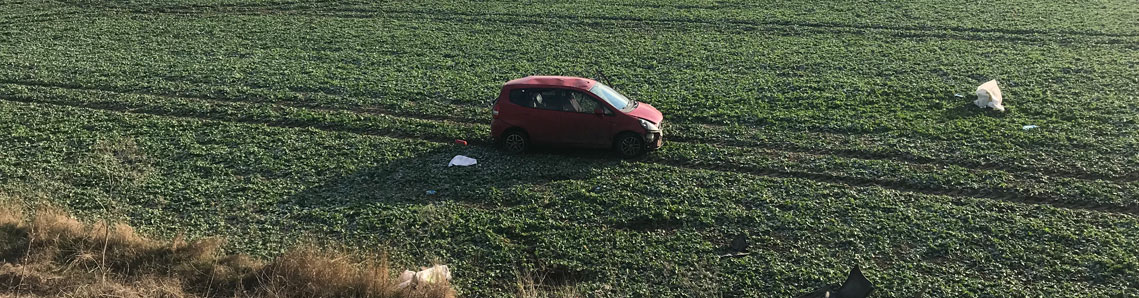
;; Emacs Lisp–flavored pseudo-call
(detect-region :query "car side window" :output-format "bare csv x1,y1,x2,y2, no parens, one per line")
509,89,537,108
510,88,609,114
538,89,575,112
509,88,568,111
569,92,610,114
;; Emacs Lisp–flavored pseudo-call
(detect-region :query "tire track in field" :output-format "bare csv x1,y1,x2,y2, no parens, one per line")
653,159,1139,217
68,6,1135,47
0,85,471,144
0,79,481,124
31,73,1129,194
366,10,1139,43
3,79,1135,188
2,96,1136,217
113,4,1139,40
137,6,1139,46
0,10,95,27
664,135,1139,184
3,79,1134,184
340,12,1135,46
0,95,465,145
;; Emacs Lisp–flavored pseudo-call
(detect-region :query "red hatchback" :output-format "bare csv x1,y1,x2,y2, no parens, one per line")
491,76,664,158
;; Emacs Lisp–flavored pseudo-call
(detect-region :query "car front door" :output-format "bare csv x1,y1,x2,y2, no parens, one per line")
559,89,614,147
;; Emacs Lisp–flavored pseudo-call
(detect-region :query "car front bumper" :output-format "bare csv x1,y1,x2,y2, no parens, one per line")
644,121,664,150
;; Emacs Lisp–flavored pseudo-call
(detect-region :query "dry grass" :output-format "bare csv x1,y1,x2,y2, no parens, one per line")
514,269,583,298
0,203,456,298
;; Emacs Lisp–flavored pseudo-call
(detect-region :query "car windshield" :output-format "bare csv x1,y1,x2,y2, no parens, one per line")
589,83,635,111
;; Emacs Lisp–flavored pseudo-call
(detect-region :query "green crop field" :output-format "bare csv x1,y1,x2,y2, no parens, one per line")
2,0,1138,296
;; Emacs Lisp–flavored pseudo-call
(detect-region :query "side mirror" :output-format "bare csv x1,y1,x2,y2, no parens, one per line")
594,108,605,116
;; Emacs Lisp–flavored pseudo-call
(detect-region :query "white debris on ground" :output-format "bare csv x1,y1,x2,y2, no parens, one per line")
397,265,452,289
448,155,477,167
1022,125,1038,130
974,79,1006,112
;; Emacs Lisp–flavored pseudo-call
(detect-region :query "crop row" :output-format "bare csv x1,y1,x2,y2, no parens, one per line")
4,83,1136,213
2,98,1137,296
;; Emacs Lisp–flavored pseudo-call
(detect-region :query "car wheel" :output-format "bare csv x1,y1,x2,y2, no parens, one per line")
500,130,529,154
614,132,645,158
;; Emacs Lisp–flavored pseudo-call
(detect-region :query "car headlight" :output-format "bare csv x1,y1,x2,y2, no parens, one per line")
639,119,659,132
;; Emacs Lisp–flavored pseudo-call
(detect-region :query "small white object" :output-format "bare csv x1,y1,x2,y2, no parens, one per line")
397,265,452,289
398,270,415,288
448,155,477,167
1022,125,1038,130
974,80,1005,112
954,93,965,98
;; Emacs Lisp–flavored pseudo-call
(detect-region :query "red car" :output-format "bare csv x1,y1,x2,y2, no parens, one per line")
491,76,664,158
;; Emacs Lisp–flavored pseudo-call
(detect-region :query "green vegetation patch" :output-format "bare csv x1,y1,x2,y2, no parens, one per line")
2,0,1138,296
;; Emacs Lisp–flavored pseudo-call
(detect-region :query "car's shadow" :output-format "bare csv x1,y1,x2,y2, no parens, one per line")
277,142,631,236
274,143,633,285
286,144,624,204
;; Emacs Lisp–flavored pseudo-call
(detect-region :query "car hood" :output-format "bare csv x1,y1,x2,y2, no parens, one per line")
626,102,664,124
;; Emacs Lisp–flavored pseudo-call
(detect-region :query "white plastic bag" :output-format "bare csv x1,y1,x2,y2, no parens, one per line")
974,80,1005,112
448,155,477,167
397,265,452,289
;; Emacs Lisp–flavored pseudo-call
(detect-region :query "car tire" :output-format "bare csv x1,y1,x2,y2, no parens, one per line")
500,130,529,154
614,132,645,158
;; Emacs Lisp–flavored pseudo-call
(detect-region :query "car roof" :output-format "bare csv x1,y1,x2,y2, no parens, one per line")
503,76,598,90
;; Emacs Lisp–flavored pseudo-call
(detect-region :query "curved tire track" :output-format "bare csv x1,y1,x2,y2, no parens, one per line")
3,79,1134,184
2,95,1136,217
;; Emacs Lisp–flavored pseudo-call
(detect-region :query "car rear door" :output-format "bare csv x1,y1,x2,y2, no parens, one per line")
508,88,567,144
